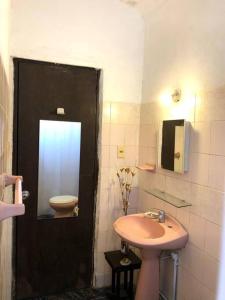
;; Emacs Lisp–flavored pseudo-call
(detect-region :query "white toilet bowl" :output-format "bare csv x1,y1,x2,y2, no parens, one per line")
49,195,78,218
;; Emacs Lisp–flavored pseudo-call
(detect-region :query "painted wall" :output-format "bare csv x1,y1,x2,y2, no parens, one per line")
141,0,225,103
0,0,13,299
138,0,225,299
10,0,144,289
10,0,144,103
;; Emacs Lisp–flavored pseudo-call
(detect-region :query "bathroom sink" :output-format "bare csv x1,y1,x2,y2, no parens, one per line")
113,213,188,300
113,213,188,250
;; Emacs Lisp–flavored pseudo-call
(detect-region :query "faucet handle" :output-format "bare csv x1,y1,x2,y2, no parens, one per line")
144,208,160,218
158,210,165,223
144,208,166,223
144,210,159,218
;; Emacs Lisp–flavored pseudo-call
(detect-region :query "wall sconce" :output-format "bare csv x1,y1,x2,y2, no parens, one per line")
171,89,181,103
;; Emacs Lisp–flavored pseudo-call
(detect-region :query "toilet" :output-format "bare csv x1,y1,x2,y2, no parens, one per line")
49,195,78,218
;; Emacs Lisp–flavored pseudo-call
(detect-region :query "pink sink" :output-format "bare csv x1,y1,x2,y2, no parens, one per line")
113,213,188,300
113,213,188,250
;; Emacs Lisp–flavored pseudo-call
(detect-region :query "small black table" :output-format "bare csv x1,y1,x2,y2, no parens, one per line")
104,250,141,299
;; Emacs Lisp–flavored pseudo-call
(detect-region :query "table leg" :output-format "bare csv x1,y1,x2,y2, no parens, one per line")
129,270,134,299
124,270,128,290
116,272,121,297
112,270,115,293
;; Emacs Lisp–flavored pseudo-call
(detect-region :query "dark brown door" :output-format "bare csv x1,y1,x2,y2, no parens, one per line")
13,58,99,299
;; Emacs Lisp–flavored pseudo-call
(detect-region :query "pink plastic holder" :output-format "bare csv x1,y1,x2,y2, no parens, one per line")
0,178,25,221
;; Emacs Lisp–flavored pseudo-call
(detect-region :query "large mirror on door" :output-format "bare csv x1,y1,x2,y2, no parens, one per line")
37,120,81,219
158,119,190,174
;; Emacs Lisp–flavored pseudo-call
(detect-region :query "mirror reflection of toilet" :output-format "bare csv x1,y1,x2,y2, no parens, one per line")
49,195,78,218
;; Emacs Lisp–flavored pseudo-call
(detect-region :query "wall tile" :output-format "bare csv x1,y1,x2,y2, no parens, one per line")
110,124,125,145
165,176,191,202
154,197,165,211
176,267,187,300
190,153,209,186
101,123,110,146
191,122,210,154
209,155,225,191
202,253,219,293
96,230,107,252
139,146,156,165
138,171,153,190
105,228,121,251
151,173,166,192
95,272,105,288
111,103,140,125
176,207,190,230
98,208,110,231
96,102,141,288
180,244,204,282
139,124,156,147
99,168,110,191
202,189,225,226
138,146,145,165
189,184,207,217
124,124,139,146
125,146,139,166
96,251,107,276
138,190,154,212
181,268,209,300
101,145,110,168
205,221,222,260
98,187,109,212
200,286,215,300
109,145,125,168
129,187,139,209
102,102,111,124
163,202,177,217
195,94,225,122
210,121,225,155
188,213,206,249
140,102,158,124
103,273,111,287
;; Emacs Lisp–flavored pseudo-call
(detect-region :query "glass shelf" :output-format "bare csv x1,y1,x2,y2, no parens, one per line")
144,188,192,208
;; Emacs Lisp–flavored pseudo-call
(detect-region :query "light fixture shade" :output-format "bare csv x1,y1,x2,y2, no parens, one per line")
171,89,181,102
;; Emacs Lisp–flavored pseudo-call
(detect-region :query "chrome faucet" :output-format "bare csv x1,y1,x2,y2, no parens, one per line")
144,208,166,223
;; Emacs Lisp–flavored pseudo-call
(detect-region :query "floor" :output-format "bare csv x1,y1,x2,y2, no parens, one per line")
25,288,130,300
24,287,166,300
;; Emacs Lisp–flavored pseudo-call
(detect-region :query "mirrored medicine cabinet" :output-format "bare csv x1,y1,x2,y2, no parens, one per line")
158,119,190,174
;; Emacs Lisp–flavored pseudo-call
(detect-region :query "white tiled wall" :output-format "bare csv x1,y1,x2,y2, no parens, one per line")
94,101,140,287
138,86,225,299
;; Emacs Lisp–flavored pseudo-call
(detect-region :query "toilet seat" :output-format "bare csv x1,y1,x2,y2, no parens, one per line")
49,195,78,204
49,195,79,218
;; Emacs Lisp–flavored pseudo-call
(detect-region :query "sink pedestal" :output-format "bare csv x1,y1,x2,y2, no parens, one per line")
135,249,160,300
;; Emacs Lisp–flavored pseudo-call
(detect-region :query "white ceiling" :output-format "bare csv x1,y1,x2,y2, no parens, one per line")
120,0,169,15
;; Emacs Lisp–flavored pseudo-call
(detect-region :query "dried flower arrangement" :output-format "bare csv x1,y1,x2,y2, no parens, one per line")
116,167,136,216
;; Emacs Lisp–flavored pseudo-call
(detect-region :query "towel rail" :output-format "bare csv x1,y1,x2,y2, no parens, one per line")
0,177,25,221
15,178,23,204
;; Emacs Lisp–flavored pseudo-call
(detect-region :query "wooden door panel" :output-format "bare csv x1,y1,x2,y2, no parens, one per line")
13,58,99,299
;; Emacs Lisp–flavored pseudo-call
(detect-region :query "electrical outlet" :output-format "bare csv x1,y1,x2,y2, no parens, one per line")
117,146,125,158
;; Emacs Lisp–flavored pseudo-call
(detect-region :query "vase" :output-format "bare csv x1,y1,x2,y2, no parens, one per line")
120,240,131,266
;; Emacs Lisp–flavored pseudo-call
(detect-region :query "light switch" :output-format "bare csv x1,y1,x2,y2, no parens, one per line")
117,146,125,158
57,107,65,115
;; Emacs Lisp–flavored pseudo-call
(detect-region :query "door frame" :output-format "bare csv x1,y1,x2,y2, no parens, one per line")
12,57,101,298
